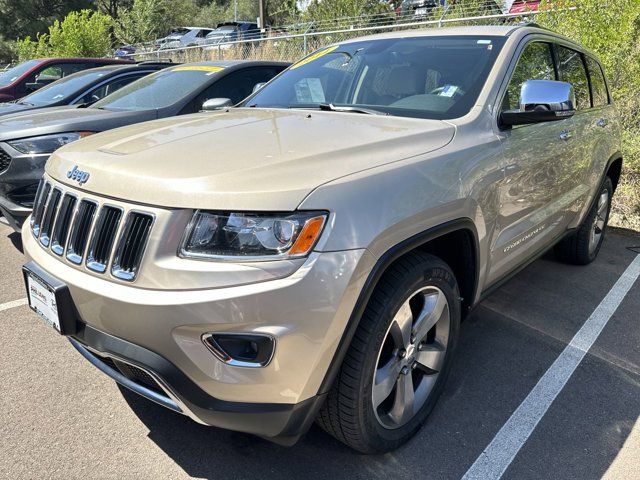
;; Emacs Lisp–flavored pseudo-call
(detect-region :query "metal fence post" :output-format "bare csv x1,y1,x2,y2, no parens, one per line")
303,21,315,55
438,2,451,27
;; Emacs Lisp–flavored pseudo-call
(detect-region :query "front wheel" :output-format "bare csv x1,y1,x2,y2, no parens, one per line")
317,252,461,453
555,177,613,265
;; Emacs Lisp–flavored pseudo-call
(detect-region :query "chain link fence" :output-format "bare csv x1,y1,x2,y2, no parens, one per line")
123,1,540,64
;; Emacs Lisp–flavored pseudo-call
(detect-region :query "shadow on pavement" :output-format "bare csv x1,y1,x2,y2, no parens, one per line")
8,231,23,254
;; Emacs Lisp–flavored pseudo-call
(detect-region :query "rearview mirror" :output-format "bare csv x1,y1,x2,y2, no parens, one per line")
252,82,267,93
500,80,575,127
202,98,233,111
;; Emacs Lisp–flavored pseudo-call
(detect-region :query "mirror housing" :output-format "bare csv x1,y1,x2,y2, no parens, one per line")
252,82,267,93
500,80,576,127
201,97,233,111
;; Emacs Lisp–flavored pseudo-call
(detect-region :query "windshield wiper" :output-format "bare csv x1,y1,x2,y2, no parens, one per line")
17,101,34,106
318,103,388,116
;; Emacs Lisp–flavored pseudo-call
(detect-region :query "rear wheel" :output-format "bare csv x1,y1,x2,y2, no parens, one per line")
555,177,613,265
317,252,461,453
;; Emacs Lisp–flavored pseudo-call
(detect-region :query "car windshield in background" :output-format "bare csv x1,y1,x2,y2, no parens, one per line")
246,35,506,120
92,65,221,111
0,59,41,88
18,69,112,106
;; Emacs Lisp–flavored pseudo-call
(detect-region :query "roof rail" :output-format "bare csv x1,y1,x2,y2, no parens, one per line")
136,60,175,65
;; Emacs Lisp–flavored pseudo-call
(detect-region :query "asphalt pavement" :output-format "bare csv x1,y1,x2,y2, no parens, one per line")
1,222,639,480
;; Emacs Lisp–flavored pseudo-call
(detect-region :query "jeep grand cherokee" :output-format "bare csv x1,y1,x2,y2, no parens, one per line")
22,25,621,453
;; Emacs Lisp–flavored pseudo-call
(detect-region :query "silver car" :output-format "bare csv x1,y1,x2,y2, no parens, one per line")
22,25,621,453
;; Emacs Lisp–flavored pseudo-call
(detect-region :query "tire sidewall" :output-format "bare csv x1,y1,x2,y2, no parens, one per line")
359,260,461,452
585,177,613,262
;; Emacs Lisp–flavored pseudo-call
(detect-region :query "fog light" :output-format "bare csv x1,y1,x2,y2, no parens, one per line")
202,333,275,368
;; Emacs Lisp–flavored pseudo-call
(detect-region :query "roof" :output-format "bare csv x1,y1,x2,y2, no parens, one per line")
182,60,289,68
338,25,527,44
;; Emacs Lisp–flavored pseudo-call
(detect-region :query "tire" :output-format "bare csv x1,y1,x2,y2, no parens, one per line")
555,177,613,265
316,251,461,453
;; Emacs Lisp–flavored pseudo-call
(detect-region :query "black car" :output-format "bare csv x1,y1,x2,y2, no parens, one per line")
0,60,289,231
0,62,173,117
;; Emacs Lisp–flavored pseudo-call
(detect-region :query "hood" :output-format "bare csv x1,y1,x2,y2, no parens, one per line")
0,101,34,117
46,108,456,211
0,106,156,141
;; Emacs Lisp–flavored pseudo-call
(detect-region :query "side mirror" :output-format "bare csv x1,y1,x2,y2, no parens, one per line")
201,97,233,111
252,82,267,93
500,80,576,127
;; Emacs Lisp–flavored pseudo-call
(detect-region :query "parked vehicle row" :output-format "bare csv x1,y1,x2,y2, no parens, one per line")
7,24,622,454
0,60,288,230
0,57,131,102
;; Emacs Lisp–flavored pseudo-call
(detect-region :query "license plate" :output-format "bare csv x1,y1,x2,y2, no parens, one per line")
26,271,62,334
415,7,428,15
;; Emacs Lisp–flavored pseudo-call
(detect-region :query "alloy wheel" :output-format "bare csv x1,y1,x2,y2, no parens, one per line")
372,286,450,429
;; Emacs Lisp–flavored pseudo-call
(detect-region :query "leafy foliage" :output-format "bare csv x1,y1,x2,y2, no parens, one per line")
15,10,114,61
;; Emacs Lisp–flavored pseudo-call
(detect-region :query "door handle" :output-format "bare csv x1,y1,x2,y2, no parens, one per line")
559,129,572,141
596,118,608,128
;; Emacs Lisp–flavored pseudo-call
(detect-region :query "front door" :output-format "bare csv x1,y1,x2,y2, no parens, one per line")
488,40,579,284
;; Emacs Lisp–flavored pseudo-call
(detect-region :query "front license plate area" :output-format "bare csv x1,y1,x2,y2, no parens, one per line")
23,261,77,336
27,272,61,333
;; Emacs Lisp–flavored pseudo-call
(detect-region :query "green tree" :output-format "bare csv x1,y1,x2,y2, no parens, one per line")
15,10,114,60
114,0,200,44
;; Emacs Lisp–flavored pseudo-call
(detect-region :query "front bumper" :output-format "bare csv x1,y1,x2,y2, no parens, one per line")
0,143,49,231
22,223,375,440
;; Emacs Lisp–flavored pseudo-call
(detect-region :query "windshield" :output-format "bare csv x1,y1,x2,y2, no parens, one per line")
207,27,235,38
18,69,112,106
245,36,506,120
92,65,221,111
0,60,41,88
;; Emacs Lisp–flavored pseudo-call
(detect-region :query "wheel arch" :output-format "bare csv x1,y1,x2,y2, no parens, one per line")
318,218,480,395
606,153,623,192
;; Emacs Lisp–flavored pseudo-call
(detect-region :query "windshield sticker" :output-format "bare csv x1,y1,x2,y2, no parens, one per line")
291,45,339,70
439,85,458,97
171,65,225,74
294,78,326,103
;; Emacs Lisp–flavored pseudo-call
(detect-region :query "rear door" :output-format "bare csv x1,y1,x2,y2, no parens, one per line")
489,40,578,284
553,44,596,226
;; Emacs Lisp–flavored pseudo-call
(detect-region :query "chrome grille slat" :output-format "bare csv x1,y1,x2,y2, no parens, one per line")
86,206,123,273
31,181,50,237
51,194,77,256
39,189,62,247
31,179,154,282
111,212,154,282
66,200,98,265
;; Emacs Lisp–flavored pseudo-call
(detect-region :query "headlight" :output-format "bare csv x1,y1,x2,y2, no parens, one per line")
180,211,327,261
7,132,94,154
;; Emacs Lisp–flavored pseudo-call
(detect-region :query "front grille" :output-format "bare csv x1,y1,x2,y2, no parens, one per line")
0,147,10,173
31,179,154,281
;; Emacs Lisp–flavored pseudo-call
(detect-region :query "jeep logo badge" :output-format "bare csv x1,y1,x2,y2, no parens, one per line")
67,166,90,185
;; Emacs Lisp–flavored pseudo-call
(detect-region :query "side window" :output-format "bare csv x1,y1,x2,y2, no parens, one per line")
585,56,609,107
62,63,91,76
555,45,590,110
36,64,63,82
503,42,555,111
198,68,282,106
77,74,146,104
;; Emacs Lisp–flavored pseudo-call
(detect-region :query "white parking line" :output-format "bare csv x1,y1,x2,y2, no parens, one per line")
462,255,640,480
0,298,27,312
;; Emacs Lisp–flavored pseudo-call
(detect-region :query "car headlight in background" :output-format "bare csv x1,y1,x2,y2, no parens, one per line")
180,211,327,260
7,132,94,155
